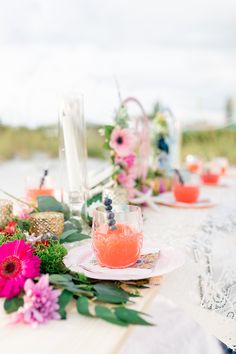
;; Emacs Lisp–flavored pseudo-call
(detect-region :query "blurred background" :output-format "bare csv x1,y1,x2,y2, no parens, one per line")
0,0,235,194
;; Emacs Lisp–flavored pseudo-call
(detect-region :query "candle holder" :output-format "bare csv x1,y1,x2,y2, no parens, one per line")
0,200,13,228
59,95,88,217
29,212,64,237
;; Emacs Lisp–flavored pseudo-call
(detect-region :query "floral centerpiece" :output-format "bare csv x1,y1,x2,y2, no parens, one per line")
101,97,150,199
0,195,153,327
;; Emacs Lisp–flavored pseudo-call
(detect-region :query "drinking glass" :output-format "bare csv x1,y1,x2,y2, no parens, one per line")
92,205,143,268
26,175,54,203
173,171,200,203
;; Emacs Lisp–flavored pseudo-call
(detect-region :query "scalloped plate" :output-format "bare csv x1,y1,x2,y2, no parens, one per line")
63,241,185,281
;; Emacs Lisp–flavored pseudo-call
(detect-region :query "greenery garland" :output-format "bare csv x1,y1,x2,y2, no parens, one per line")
0,196,154,327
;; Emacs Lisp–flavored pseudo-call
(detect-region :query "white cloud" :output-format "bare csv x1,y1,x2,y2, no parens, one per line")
0,0,235,126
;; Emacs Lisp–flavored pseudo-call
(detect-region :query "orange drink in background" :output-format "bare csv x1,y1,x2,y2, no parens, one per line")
212,157,229,176
26,187,54,202
201,162,221,185
26,174,54,204
185,155,202,174
92,206,143,268
201,173,220,185
173,184,200,203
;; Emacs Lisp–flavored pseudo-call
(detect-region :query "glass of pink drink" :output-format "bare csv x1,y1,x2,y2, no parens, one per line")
92,206,143,268
26,175,54,204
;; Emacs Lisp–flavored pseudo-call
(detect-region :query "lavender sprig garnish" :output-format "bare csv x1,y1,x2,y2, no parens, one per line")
104,197,116,230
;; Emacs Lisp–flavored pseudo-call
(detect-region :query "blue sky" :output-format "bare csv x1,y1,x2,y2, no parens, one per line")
0,0,235,126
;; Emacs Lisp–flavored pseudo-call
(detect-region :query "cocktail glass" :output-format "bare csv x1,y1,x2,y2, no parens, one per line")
26,175,54,204
92,205,143,268
173,172,200,203
186,155,202,174
201,163,221,185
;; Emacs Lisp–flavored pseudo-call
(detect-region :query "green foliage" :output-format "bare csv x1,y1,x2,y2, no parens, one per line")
64,218,82,232
94,283,130,304
17,219,30,232
114,307,153,326
37,196,64,213
37,196,70,222
77,296,91,316
115,105,129,128
48,274,153,326
0,229,25,246
4,296,23,314
35,240,67,274
60,230,90,244
58,290,73,319
95,305,128,326
102,125,114,150
81,192,102,227
60,216,90,243
76,296,152,326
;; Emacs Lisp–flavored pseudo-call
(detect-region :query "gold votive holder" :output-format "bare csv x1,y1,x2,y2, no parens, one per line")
0,199,13,228
29,212,64,237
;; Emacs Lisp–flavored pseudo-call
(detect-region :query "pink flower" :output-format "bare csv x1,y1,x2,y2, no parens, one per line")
117,172,136,197
159,178,167,194
110,128,137,157
12,275,60,326
115,154,136,168
0,240,41,299
18,207,33,220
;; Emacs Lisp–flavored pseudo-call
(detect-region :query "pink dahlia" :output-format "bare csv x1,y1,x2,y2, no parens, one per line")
12,275,60,326
0,240,41,299
110,128,137,157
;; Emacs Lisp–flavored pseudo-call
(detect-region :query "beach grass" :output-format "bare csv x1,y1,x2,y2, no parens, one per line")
0,123,235,164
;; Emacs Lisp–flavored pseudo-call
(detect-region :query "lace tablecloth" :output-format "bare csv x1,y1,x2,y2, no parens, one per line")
142,171,236,350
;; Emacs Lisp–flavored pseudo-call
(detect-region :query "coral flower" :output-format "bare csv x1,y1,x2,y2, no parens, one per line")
12,274,60,326
0,240,41,299
0,221,17,236
110,128,137,157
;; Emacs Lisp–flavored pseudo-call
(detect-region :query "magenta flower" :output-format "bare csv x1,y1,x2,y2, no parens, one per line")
0,240,41,299
110,128,137,157
12,275,61,326
115,154,136,168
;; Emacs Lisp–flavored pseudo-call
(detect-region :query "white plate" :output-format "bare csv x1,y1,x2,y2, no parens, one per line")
155,192,216,209
64,241,185,281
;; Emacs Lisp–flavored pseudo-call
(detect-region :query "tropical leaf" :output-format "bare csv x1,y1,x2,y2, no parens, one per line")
94,283,130,304
59,230,90,244
49,274,73,285
58,290,73,319
4,296,23,314
37,196,64,212
77,296,91,316
95,305,127,326
115,307,153,326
